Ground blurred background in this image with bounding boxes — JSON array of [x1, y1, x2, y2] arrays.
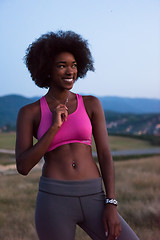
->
[[0, 0, 160, 98]]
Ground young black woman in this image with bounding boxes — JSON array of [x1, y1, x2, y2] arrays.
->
[[16, 31, 139, 240]]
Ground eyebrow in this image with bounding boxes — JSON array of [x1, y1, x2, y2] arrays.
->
[[56, 61, 77, 64]]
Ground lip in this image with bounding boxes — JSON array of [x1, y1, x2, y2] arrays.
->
[[63, 78, 74, 82]]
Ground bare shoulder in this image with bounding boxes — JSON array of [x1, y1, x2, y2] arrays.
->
[[82, 95, 102, 116], [82, 95, 101, 106], [17, 99, 40, 121], [82, 94, 99, 102]]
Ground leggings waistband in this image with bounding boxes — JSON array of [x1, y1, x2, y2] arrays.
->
[[39, 176, 103, 197]]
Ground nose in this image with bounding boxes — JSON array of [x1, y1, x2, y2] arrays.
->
[[65, 66, 73, 75]]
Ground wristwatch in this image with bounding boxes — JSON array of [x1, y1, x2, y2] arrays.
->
[[105, 198, 118, 206]]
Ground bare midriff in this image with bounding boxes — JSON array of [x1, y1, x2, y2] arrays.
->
[[42, 143, 100, 180]]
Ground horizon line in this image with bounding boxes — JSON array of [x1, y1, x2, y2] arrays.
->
[[0, 93, 160, 100]]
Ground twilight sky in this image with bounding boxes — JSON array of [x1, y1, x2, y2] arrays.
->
[[0, 0, 160, 99]]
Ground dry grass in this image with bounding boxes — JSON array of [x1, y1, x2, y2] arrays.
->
[[115, 156, 160, 240], [0, 156, 160, 239], [0, 132, 16, 150], [108, 135, 154, 151], [0, 153, 15, 165], [91, 135, 156, 152], [0, 171, 38, 240]]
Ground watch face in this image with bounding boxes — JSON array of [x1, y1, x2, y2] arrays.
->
[[105, 198, 118, 206]]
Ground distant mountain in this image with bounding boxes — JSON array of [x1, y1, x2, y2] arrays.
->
[[99, 96, 160, 114], [0, 94, 160, 128], [0, 94, 39, 127]]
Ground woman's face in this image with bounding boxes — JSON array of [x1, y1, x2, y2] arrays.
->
[[51, 52, 78, 90]]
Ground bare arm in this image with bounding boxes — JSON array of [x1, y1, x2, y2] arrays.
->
[[90, 96, 121, 240], [16, 103, 68, 175], [89, 97, 115, 197]]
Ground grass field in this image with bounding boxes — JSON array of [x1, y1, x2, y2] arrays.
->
[[0, 132, 16, 150], [0, 152, 15, 165], [0, 156, 160, 240], [0, 132, 156, 151]]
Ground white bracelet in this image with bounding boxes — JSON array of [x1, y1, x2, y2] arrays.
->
[[105, 198, 118, 206]]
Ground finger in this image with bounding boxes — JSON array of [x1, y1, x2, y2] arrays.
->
[[57, 107, 68, 116], [114, 222, 122, 239], [107, 224, 115, 240], [53, 108, 68, 124], [61, 109, 68, 122], [56, 106, 68, 116], [105, 231, 108, 238], [56, 104, 68, 110], [61, 113, 67, 122], [108, 223, 121, 240], [103, 218, 108, 238], [61, 113, 65, 122]]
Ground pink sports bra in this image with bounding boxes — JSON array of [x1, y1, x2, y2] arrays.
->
[[37, 94, 92, 152]]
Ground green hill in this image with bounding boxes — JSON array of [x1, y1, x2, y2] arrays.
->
[[0, 95, 39, 128], [105, 111, 160, 136]]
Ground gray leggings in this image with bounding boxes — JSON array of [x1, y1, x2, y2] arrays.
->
[[35, 177, 139, 240]]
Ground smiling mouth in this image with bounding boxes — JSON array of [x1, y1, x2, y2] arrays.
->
[[63, 78, 74, 82]]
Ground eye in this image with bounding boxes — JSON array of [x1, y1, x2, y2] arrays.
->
[[57, 64, 65, 69], [72, 63, 77, 69]]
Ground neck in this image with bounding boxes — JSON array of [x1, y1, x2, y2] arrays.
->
[[47, 89, 70, 104]]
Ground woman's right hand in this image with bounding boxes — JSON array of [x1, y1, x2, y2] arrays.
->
[[52, 104, 68, 128]]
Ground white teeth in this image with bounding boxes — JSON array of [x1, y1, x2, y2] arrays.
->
[[63, 79, 73, 82]]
